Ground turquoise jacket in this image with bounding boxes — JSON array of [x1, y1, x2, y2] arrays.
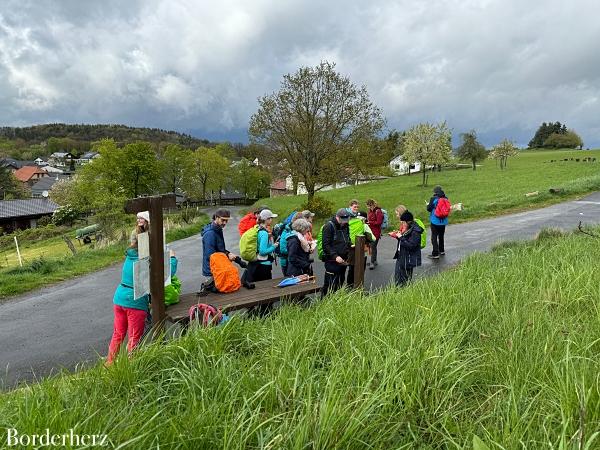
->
[[257, 227, 276, 266], [113, 248, 178, 311]]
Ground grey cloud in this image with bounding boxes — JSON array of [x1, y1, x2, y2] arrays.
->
[[0, 0, 599, 146]]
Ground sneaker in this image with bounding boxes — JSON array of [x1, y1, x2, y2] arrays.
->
[[427, 254, 440, 259], [440, 252, 445, 256], [369, 264, 375, 270]]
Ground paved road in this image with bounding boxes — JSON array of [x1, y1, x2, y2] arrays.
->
[[2, 194, 600, 388]]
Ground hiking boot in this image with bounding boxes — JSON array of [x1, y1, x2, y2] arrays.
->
[[427, 254, 440, 259], [242, 280, 256, 290]]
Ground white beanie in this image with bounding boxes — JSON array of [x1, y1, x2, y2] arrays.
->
[[137, 211, 150, 224]]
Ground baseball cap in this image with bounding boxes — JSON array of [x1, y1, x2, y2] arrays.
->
[[259, 209, 278, 220], [336, 208, 350, 223]]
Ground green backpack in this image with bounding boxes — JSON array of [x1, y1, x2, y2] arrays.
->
[[239, 225, 259, 262], [413, 218, 427, 249], [348, 218, 365, 245], [316, 221, 334, 261], [164, 275, 181, 306]]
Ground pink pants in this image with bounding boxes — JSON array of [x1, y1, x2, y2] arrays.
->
[[107, 305, 147, 364]]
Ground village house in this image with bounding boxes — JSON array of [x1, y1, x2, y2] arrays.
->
[[0, 198, 59, 233], [77, 151, 100, 165], [48, 152, 75, 167], [389, 155, 421, 175], [14, 166, 49, 187]]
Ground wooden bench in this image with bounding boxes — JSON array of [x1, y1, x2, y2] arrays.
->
[[166, 277, 321, 323]]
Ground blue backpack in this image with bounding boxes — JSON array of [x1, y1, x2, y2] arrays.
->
[[276, 225, 293, 257], [272, 211, 297, 241], [381, 209, 389, 230]]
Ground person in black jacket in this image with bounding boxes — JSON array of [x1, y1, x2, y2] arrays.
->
[[321, 208, 351, 297], [286, 218, 314, 277], [393, 210, 423, 287]]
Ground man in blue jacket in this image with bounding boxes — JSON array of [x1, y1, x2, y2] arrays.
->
[[426, 185, 449, 259], [201, 209, 239, 292]]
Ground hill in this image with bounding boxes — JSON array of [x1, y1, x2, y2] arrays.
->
[[0, 123, 211, 148]]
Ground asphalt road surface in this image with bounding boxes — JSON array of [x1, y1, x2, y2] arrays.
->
[[3, 193, 600, 389]]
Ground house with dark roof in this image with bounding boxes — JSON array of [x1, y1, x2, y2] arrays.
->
[[0, 198, 59, 233], [31, 175, 68, 198], [14, 166, 49, 187], [77, 151, 100, 165], [0, 158, 36, 173]]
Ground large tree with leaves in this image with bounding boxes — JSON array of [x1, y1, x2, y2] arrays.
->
[[159, 144, 193, 194], [0, 165, 25, 199], [489, 139, 518, 169], [185, 147, 230, 201], [249, 61, 385, 201], [402, 122, 452, 186], [456, 130, 487, 170]]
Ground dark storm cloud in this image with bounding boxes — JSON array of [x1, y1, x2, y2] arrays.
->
[[1, 0, 599, 146]]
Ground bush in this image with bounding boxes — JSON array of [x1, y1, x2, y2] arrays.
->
[[52, 205, 80, 226], [0, 224, 66, 249], [179, 206, 200, 224], [300, 195, 335, 219], [36, 215, 53, 227]]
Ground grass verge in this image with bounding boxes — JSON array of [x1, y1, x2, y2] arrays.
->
[[1, 225, 599, 447], [0, 216, 208, 300]]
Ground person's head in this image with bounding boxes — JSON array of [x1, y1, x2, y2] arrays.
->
[[395, 204, 407, 219], [292, 218, 311, 234], [135, 211, 150, 233], [299, 210, 315, 223], [258, 209, 278, 226], [254, 205, 269, 217], [366, 199, 377, 210], [348, 199, 360, 214], [335, 208, 350, 226], [400, 210, 414, 223], [433, 185, 443, 196], [213, 209, 231, 228]]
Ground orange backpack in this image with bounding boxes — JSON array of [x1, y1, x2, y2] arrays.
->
[[209, 252, 241, 293]]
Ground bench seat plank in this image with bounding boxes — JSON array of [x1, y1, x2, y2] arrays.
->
[[166, 278, 321, 322]]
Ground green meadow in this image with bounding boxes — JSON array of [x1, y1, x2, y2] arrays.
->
[[260, 149, 600, 226], [1, 226, 599, 448], [0, 215, 208, 299]]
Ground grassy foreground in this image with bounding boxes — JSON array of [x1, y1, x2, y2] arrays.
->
[[0, 216, 208, 299], [1, 228, 599, 448], [260, 149, 600, 226]]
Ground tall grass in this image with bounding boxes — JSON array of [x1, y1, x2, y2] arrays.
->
[[1, 227, 599, 447]]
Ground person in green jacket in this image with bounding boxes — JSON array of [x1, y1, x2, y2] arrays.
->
[[106, 212, 178, 365]]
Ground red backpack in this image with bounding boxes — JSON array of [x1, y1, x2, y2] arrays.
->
[[188, 303, 223, 327], [434, 197, 451, 219]]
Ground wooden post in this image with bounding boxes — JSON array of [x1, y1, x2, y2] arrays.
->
[[353, 235, 366, 289], [14, 236, 22, 267], [125, 194, 176, 330]]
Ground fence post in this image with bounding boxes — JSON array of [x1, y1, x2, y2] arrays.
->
[[14, 236, 23, 267]]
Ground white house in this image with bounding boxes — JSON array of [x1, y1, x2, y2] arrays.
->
[[389, 155, 421, 175], [77, 152, 100, 165]]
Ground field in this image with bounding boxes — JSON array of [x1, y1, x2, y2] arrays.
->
[[1, 226, 598, 448], [259, 149, 600, 226], [0, 215, 208, 299]]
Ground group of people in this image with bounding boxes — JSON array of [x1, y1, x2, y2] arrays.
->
[[106, 186, 450, 363], [199, 184, 450, 297]]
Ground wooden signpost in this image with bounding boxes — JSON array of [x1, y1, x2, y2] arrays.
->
[[353, 235, 366, 289], [125, 194, 176, 330]]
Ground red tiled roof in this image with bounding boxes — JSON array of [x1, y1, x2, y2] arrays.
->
[[270, 179, 287, 190], [14, 166, 48, 182]]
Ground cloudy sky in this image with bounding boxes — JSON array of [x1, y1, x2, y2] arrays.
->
[[1, 0, 599, 147]]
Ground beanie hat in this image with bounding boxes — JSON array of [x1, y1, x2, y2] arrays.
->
[[137, 211, 150, 224], [433, 185, 443, 195], [400, 211, 414, 222]]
